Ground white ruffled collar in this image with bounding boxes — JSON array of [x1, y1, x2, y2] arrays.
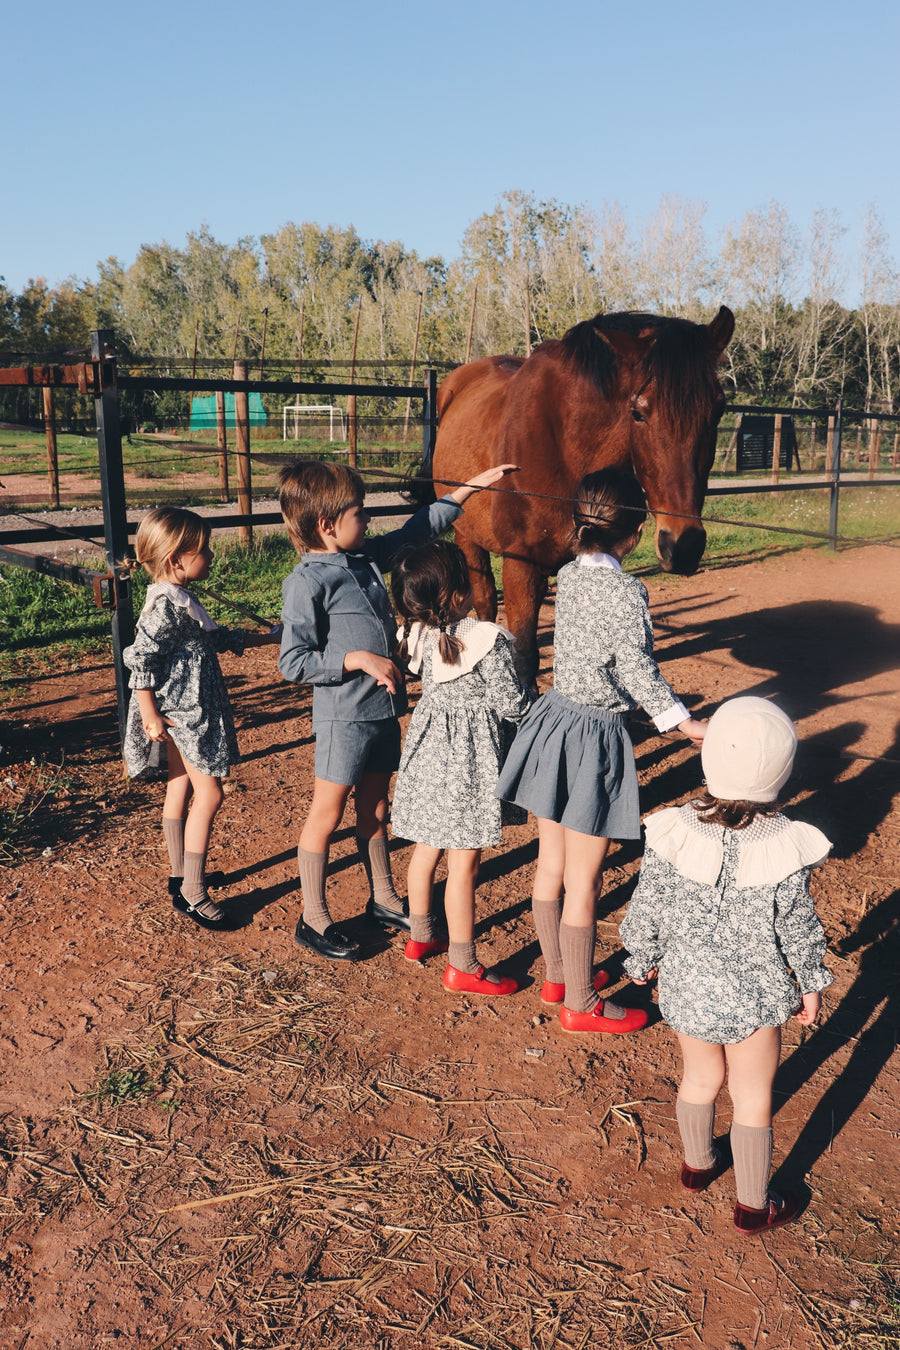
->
[[643, 803, 831, 888], [577, 551, 622, 570], [142, 581, 218, 631], [402, 617, 514, 684]]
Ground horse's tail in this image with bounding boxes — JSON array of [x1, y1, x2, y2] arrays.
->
[[406, 456, 436, 509]]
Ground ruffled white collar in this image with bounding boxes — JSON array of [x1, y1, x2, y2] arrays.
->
[[403, 617, 514, 684], [643, 803, 831, 888], [142, 581, 218, 631], [577, 551, 622, 570]]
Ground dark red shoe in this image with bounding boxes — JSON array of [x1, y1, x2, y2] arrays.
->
[[404, 937, 449, 962], [734, 1190, 799, 1235], [680, 1147, 723, 1193], [442, 964, 518, 996], [559, 1000, 648, 1034], [540, 970, 610, 1005]]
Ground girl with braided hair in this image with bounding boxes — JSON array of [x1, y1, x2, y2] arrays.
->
[[390, 539, 533, 995]]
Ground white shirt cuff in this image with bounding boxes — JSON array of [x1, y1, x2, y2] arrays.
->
[[653, 701, 690, 733]]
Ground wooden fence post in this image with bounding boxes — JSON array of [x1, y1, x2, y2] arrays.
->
[[215, 390, 229, 502], [722, 413, 740, 471], [348, 297, 362, 468], [869, 420, 880, 481], [91, 329, 135, 751], [403, 290, 423, 441], [233, 359, 252, 546], [771, 413, 782, 484], [828, 401, 842, 550], [43, 385, 60, 507]]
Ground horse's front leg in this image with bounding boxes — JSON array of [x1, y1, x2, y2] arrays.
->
[[457, 538, 498, 622], [500, 557, 548, 686]]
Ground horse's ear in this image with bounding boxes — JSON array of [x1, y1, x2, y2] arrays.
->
[[707, 305, 735, 354], [595, 327, 645, 367]]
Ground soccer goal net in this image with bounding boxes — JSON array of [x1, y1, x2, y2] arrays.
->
[[282, 404, 347, 442]]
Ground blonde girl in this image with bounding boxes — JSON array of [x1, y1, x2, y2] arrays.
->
[[390, 540, 533, 995], [122, 507, 279, 928]]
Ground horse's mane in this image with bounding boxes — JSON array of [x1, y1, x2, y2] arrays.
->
[[560, 311, 724, 437]]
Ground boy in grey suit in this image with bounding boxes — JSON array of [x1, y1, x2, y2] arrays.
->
[[278, 459, 517, 959]]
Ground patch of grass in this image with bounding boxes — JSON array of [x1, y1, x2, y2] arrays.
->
[[0, 755, 72, 864], [86, 1067, 155, 1107]]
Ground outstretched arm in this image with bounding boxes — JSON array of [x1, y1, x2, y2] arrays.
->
[[448, 463, 520, 506]]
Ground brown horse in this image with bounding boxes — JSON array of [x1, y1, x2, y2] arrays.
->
[[426, 307, 735, 681]]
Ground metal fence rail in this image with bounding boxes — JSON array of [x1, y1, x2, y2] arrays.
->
[[2, 333, 899, 752]]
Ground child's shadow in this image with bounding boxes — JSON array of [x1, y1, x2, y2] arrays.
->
[[772, 885, 900, 1188]]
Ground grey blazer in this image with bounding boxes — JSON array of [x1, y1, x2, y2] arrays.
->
[[278, 497, 462, 723]]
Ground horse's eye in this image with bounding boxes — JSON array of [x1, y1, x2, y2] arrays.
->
[[631, 408, 645, 424]]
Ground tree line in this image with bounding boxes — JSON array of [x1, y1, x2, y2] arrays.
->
[[2, 192, 899, 410]]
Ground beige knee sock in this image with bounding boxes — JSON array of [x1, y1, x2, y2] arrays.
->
[[357, 835, 405, 914], [410, 912, 441, 944], [182, 850, 206, 907], [731, 1123, 773, 1210], [532, 897, 564, 984], [559, 922, 599, 1012], [162, 817, 185, 877], [676, 1097, 717, 1170], [298, 847, 333, 935], [448, 940, 480, 974]]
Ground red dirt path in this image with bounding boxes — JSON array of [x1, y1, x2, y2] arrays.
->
[[1, 543, 898, 1349]]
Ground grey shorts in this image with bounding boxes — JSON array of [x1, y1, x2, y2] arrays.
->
[[313, 717, 402, 786]]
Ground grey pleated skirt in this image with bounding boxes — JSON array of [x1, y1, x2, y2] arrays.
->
[[494, 689, 640, 839]]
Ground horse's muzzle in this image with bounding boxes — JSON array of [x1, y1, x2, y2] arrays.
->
[[656, 525, 706, 575]]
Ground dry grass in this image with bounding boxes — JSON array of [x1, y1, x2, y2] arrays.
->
[[2, 957, 897, 1348]]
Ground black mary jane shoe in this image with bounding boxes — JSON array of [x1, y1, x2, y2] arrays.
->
[[172, 887, 231, 931], [365, 898, 411, 931], [294, 918, 360, 960], [168, 871, 226, 900]]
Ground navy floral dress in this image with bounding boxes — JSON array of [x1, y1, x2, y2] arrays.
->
[[391, 621, 533, 850], [620, 804, 833, 1043], [123, 589, 246, 779]]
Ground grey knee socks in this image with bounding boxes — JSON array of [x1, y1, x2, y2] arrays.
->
[[448, 940, 480, 974], [357, 834, 405, 914], [297, 847, 333, 935], [559, 922, 599, 1012], [162, 817, 185, 878], [676, 1097, 717, 1170], [410, 911, 441, 944], [532, 897, 564, 985], [182, 850, 207, 907], [731, 1123, 774, 1210]]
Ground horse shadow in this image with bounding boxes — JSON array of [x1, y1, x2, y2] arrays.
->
[[632, 596, 900, 843], [772, 884, 900, 1189]]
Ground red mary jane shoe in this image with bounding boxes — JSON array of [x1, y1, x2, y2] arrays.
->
[[404, 937, 450, 962], [540, 970, 610, 1005], [558, 1000, 648, 1034], [442, 963, 518, 996]]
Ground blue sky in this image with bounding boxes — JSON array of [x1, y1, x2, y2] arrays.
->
[[3, 0, 899, 301]]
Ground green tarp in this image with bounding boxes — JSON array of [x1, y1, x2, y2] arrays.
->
[[189, 393, 267, 430]]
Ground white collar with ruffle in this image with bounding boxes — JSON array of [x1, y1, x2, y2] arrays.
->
[[142, 581, 218, 631], [402, 617, 514, 684], [643, 803, 831, 889]]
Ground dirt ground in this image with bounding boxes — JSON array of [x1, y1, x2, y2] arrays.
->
[[1, 542, 899, 1350]]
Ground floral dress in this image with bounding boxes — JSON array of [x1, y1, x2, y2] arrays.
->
[[391, 619, 533, 850], [620, 803, 833, 1043], [123, 585, 246, 779]]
